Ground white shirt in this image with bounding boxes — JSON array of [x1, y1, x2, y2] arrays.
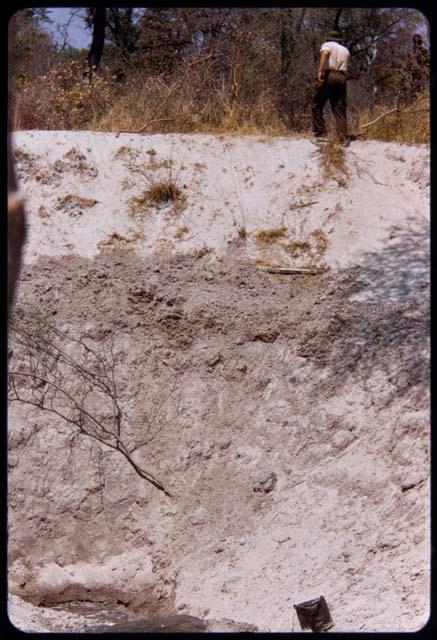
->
[[320, 41, 350, 72]]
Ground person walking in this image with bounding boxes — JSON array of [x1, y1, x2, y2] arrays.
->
[[412, 33, 430, 81], [312, 30, 350, 145]]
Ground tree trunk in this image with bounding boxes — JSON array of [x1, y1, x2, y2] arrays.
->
[[334, 8, 343, 31], [86, 7, 106, 73], [279, 12, 295, 126]]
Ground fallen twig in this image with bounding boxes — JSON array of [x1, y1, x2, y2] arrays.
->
[[258, 266, 319, 275], [289, 479, 306, 489], [289, 201, 318, 210], [273, 536, 291, 544]]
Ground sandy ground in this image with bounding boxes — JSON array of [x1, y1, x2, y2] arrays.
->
[[8, 131, 429, 633]]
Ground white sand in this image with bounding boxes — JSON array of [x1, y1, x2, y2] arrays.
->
[[14, 131, 429, 304], [8, 131, 430, 633]]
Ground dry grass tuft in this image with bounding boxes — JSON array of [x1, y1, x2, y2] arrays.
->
[[56, 194, 98, 210], [318, 140, 349, 184], [194, 162, 207, 171], [309, 229, 329, 255], [147, 181, 182, 204], [238, 226, 247, 240], [129, 180, 186, 215], [358, 92, 429, 144], [36, 205, 49, 218], [283, 240, 311, 257], [14, 147, 39, 180], [190, 244, 213, 259], [54, 147, 98, 178], [282, 228, 329, 262], [14, 147, 36, 165], [114, 145, 138, 160], [256, 226, 287, 247], [174, 225, 189, 239], [97, 230, 144, 255]]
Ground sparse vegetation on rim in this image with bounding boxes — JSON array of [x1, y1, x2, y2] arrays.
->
[[317, 139, 350, 184], [9, 8, 429, 144]]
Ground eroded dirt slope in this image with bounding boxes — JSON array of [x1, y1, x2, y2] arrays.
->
[[9, 251, 429, 632], [8, 132, 429, 632]]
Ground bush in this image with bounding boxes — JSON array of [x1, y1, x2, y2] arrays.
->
[[14, 60, 113, 130]]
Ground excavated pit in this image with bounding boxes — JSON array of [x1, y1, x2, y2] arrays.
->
[[8, 132, 429, 633]]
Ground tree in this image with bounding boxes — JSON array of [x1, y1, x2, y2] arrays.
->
[[54, 8, 84, 54], [8, 310, 177, 497], [106, 8, 142, 62], [11, 8, 56, 83], [85, 7, 107, 74]]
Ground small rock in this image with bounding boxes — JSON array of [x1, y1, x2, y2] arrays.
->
[[206, 353, 222, 367], [253, 330, 279, 343], [253, 472, 277, 494], [161, 311, 183, 321]]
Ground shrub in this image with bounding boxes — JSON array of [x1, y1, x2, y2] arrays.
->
[[14, 60, 112, 130], [129, 180, 186, 215]]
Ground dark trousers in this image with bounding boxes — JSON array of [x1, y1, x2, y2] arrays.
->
[[312, 70, 348, 140]]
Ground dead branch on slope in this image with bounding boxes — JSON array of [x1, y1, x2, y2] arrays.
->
[[8, 309, 175, 497]]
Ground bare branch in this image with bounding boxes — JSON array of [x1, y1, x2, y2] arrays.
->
[[55, 8, 83, 53], [130, 383, 181, 454], [9, 313, 175, 498]]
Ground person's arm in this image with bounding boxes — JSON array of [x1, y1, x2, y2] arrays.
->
[[318, 49, 330, 82]]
